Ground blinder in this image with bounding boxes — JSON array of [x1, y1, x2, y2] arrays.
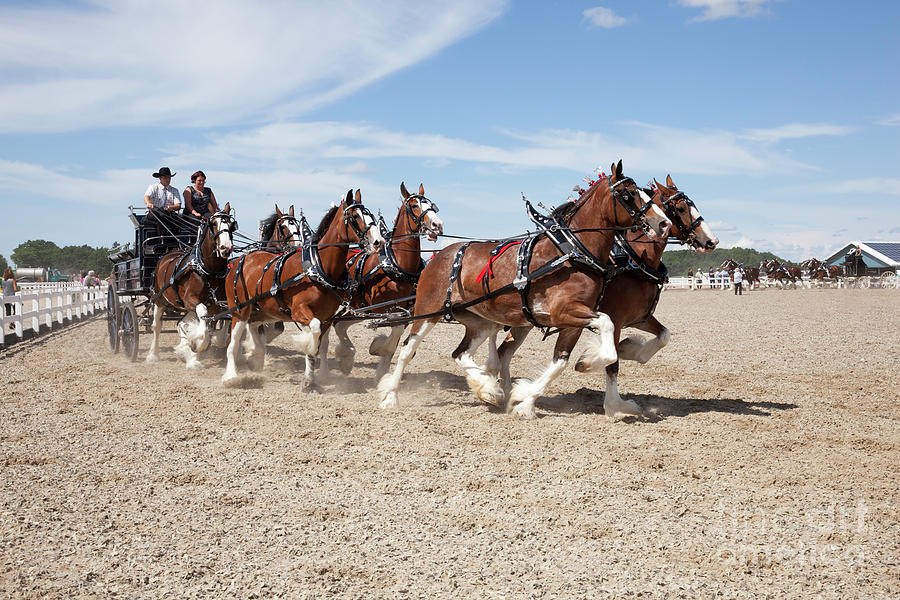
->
[[661, 191, 705, 245], [404, 193, 439, 230], [343, 201, 377, 243], [609, 177, 655, 231]]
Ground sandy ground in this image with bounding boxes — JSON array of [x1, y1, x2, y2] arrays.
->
[[1, 288, 898, 599]]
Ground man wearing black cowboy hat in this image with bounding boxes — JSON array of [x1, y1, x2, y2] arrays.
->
[[143, 167, 182, 212]]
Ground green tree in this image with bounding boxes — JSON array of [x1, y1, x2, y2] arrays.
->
[[11, 240, 62, 269], [0, 254, 7, 273], [662, 246, 791, 276]]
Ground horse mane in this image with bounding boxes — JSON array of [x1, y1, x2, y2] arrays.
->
[[314, 205, 340, 242], [259, 211, 278, 241]]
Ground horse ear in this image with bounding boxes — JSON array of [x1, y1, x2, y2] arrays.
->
[[653, 178, 665, 191], [223, 202, 230, 213], [610, 162, 617, 180], [344, 190, 353, 205], [418, 183, 425, 195], [354, 189, 362, 204], [616, 159, 623, 178], [666, 174, 675, 187], [400, 182, 409, 198], [275, 204, 282, 216], [288, 205, 294, 217]]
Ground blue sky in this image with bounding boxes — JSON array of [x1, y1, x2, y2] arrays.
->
[[1, 0, 898, 264]]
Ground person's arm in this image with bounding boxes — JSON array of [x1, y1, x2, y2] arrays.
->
[[12, 277, 17, 293], [167, 189, 181, 212], [144, 193, 154, 209], [208, 189, 220, 214], [184, 189, 198, 217]]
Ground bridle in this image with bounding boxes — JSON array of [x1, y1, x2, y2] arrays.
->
[[205, 209, 237, 258], [402, 194, 440, 232], [343, 202, 378, 250], [608, 177, 658, 235], [660, 190, 705, 248], [275, 213, 302, 246]]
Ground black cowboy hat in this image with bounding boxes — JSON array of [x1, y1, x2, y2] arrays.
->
[[153, 167, 175, 178]]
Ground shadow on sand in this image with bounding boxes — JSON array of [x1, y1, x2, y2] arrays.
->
[[534, 387, 798, 421]]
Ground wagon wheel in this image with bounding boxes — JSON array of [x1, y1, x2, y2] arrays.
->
[[120, 302, 140, 362], [881, 272, 897, 289], [106, 286, 120, 353]]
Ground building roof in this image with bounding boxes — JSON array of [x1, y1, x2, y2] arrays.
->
[[824, 241, 900, 268], [866, 242, 900, 264]]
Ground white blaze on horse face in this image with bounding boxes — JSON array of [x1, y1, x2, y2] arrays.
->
[[360, 210, 384, 252], [282, 218, 302, 247], [213, 216, 233, 257], [421, 200, 443, 242], [689, 204, 719, 253], [638, 189, 670, 239]]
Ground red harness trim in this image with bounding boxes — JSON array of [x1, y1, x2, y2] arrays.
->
[[476, 241, 522, 283]]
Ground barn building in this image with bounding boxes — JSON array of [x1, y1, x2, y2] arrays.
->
[[823, 241, 900, 276]]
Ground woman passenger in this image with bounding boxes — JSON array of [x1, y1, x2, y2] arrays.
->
[[183, 171, 221, 218]]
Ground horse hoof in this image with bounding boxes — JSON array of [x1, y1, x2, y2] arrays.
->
[[574, 359, 589, 372], [378, 393, 399, 410], [511, 404, 536, 420], [338, 357, 354, 376], [301, 380, 323, 394], [145, 354, 159, 364], [186, 360, 202, 371]]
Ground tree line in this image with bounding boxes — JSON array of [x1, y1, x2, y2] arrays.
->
[[8, 240, 115, 276], [662, 246, 792, 276]]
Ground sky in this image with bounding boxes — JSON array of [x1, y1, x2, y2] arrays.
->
[[0, 0, 898, 264]]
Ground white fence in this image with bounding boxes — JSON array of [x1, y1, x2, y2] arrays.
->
[[0, 283, 108, 346], [665, 273, 899, 290]]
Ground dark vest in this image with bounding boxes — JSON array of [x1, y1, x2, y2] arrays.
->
[[185, 186, 213, 216]]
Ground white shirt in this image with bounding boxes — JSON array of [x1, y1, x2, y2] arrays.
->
[[144, 183, 181, 209], [733, 270, 743, 283]]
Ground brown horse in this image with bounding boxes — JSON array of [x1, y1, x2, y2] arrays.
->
[[802, 258, 841, 284], [323, 183, 443, 381], [259, 205, 302, 250], [222, 190, 383, 388], [761, 259, 803, 288], [146, 204, 237, 369], [494, 175, 719, 418], [376, 160, 671, 414]]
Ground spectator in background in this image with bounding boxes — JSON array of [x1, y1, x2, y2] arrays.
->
[[84, 270, 100, 287], [2, 268, 18, 327], [733, 267, 744, 296]]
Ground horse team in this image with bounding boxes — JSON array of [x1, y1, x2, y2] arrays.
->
[[144, 161, 721, 419]]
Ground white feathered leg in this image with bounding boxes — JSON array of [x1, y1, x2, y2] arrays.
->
[[498, 327, 531, 400], [603, 367, 642, 419], [573, 315, 618, 372], [618, 326, 670, 364], [455, 327, 503, 406], [246, 321, 266, 371], [509, 357, 568, 420], [222, 320, 247, 385], [372, 325, 404, 383], [377, 321, 436, 409], [145, 304, 164, 363]]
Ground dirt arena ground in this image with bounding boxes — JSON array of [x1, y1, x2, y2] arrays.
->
[[1, 288, 898, 599]]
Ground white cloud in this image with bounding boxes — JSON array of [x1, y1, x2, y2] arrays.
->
[[877, 113, 900, 126], [677, 0, 779, 22], [162, 119, 827, 178], [742, 122, 854, 144], [583, 7, 628, 29], [0, 0, 507, 133]]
